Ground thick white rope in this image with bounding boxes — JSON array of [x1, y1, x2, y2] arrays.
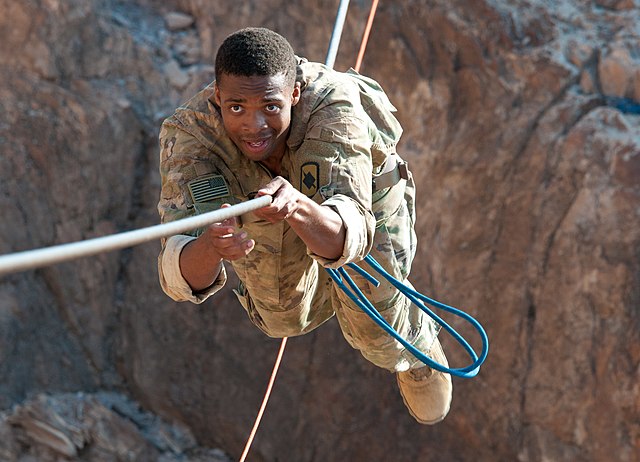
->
[[0, 1, 352, 279], [0, 196, 271, 276]]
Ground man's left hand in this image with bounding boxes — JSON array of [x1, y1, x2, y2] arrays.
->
[[254, 176, 301, 223]]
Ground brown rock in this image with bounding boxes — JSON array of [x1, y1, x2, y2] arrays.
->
[[633, 68, 640, 101], [0, 393, 232, 461], [164, 11, 195, 31], [0, 1, 638, 461], [595, 0, 636, 10], [599, 45, 634, 98]]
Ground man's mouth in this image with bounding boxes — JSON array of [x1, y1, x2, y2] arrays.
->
[[243, 138, 270, 154]]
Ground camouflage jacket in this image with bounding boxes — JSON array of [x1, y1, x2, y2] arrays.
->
[[157, 61, 413, 305]]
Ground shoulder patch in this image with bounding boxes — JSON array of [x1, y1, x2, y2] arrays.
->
[[300, 162, 319, 197], [188, 174, 230, 203]]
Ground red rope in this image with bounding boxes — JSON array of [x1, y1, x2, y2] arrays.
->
[[239, 337, 288, 462], [239, 1, 380, 460], [354, 0, 380, 73]]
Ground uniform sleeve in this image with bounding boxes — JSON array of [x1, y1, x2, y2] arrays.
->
[[157, 121, 227, 303], [158, 235, 228, 303], [293, 84, 377, 268], [311, 195, 374, 268]]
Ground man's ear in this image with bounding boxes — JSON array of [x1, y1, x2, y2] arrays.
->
[[291, 81, 301, 106], [214, 82, 221, 106]]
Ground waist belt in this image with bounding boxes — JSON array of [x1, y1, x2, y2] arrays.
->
[[371, 155, 410, 227]]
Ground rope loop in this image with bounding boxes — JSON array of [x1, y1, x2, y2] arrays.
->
[[326, 254, 489, 378]]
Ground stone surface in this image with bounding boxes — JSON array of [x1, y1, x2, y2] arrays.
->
[[0, 392, 232, 461], [0, 0, 638, 461], [164, 11, 195, 31]]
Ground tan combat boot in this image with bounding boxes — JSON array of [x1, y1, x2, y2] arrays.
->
[[396, 337, 453, 424]]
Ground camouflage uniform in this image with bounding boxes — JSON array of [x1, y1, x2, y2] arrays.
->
[[158, 61, 438, 372]]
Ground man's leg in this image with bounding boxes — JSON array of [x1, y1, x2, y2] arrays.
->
[[332, 282, 453, 424], [331, 178, 454, 427]]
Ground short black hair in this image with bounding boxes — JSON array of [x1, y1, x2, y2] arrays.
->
[[215, 27, 297, 87]]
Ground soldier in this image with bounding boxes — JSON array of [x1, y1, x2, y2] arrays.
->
[[157, 27, 452, 424]]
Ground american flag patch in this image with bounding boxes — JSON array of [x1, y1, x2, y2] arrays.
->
[[187, 174, 230, 203]]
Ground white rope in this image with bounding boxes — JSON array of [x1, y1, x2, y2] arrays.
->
[[0, 196, 271, 276]]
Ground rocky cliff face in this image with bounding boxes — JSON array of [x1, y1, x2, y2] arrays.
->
[[0, 0, 638, 461]]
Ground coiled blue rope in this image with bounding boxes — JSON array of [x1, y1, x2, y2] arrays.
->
[[325, 254, 489, 378]]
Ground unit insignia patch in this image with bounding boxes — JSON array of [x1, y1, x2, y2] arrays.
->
[[300, 162, 319, 197]]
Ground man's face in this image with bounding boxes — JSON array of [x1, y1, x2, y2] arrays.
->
[[215, 72, 300, 171]]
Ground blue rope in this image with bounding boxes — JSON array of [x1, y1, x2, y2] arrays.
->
[[325, 254, 489, 378]]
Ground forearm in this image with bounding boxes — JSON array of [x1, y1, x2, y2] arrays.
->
[[179, 236, 224, 292], [286, 197, 346, 260]]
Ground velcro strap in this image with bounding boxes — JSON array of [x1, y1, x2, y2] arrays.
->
[[372, 156, 409, 192]]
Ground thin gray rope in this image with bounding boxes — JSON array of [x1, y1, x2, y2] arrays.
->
[[325, 0, 350, 69]]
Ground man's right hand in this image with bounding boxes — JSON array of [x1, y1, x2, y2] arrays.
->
[[199, 215, 255, 261], [179, 204, 255, 291]]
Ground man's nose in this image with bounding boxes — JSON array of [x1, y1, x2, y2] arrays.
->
[[244, 112, 268, 132]]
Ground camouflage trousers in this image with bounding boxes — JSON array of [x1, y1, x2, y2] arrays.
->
[[231, 181, 439, 373]]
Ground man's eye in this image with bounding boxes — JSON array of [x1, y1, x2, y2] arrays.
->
[[266, 104, 280, 112], [230, 105, 242, 113]]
